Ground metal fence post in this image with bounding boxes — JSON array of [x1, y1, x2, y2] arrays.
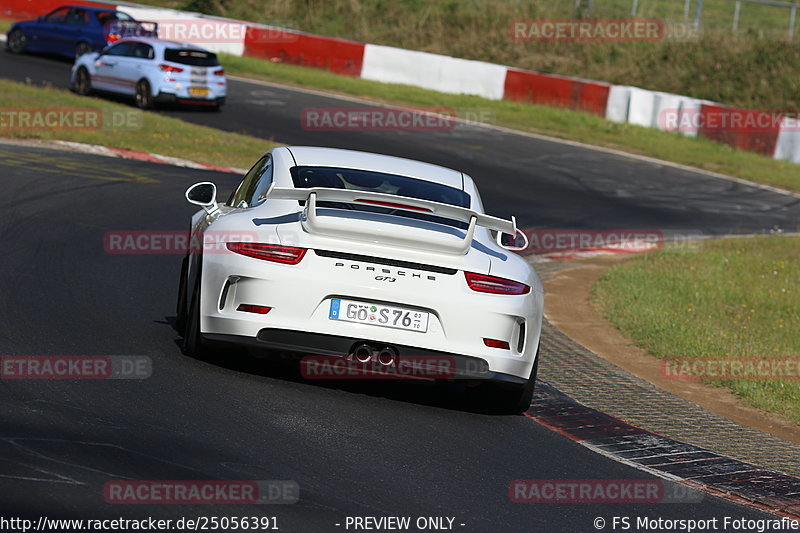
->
[[694, 0, 704, 27], [733, 1, 741, 31], [632, 0, 639, 16], [684, 0, 692, 19], [790, 6, 797, 39]]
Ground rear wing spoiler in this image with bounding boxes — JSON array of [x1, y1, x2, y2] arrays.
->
[[266, 186, 516, 255]]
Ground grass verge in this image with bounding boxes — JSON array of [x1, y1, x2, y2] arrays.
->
[[222, 54, 800, 193], [592, 235, 800, 425], [0, 78, 272, 169]]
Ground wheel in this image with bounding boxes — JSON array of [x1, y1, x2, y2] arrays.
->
[[75, 41, 91, 57], [181, 259, 212, 360], [135, 79, 153, 109], [7, 29, 26, 54], [175, 255, 189, 335], [73, 67, 92, 96], [476, 344, 540, 415]]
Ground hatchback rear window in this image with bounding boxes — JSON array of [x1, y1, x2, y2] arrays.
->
[[164, 49, 219, 66]]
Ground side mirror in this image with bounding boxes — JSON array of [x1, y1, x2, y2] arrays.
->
[[496, 228, 529, 252], [185, 182, 218, 213]]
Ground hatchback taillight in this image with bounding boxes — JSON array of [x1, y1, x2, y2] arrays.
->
[[213, 69, 224, 76], [464, 272, 530, 295], [226, 243, 307, 265], [160, 64, 184, 73]]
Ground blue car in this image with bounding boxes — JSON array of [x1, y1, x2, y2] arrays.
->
[[5, 5, 156, 59]]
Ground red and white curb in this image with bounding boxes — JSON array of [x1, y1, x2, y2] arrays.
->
[[50, 140, 246, 174]]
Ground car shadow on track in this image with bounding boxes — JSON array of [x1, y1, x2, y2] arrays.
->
[[164, 316, 521, 417]]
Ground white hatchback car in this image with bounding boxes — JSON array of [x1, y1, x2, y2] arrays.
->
[[177, 147, 544, 414], [71, 37, 226, 109]]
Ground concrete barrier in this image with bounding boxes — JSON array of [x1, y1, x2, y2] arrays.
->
[[774, 117, 800, 164], [698, 104, 781, 157], [245, 29, 364, 76], [626, 87, 657, 128], [605, 85, 631, 123], [361, 44, 506, 100], [503, 69, 610, 116]]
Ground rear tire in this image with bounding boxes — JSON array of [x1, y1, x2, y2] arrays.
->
[[75, 41, 91, 57], [7, 29, 27, 54], [477, 345, 540, 415], [135, 79, 153, 109], [175, 255, 189, 335], [181, 260, 212, 360], [73, 67, 92, 96]]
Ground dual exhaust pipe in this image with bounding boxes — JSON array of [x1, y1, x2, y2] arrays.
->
[[349, 343, 398, 366]]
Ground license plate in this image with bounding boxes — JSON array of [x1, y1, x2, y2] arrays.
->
[[329, 299, 429, 333], [189, 87, 210, 97]]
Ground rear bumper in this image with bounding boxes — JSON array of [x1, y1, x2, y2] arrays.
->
[[199, 245, 542, 381], [156, 92, 225, 107], [205, 329, 528, 384]]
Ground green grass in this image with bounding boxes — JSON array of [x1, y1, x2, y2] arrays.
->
[[221, 53, 800, 193], [592, 235, 800, 424], [0, 78, 272, 169]]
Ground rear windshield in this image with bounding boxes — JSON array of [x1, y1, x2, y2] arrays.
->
[[96, 11, 133, 24], [290, 166, 470, 228], [164, 48, 219, 66]]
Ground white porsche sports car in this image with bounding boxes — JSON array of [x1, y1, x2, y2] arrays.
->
[[176, 147, 543, 413]]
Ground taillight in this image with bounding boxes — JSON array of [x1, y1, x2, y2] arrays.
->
[[464, 272, 530, 295], [226, 242, 307, 265], [237, 304, 271, 314], [213, 69, 224, 76], [160, 64, 184, 73], [106, 33, 120, 43], [483, 338, 510, 349]]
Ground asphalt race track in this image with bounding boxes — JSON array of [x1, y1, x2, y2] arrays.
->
[[0, 143, 778, 530], [0, 49, 796, 530]]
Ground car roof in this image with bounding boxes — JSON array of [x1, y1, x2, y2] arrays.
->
[[285, 147, 464, 190], [62, 5, 123, 12], [114, 37, 213, 51]]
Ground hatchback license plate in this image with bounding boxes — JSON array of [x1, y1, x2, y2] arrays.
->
[[329, 299, 429, 332], [189, 87, 210, 97]]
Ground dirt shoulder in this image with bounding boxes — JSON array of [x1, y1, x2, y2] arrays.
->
[[541, 254, 800, 445]]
